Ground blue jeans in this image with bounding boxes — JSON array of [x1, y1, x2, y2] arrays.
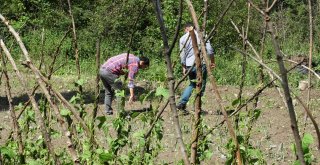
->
[[179, 65, 207, 105]]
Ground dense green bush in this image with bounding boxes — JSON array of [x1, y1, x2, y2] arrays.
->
[[1, 0, 318, 86]]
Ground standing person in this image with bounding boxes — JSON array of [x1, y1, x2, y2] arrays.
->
[[99, 53, 149, 115], [177, 23, 215, 112]]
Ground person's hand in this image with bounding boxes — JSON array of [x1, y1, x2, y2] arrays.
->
[[128, 95, 135, 104], [210, 63, 216, 69], [182, 67, 187, 75]]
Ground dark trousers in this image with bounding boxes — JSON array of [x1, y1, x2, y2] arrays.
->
[[99, 68, 122, 112]]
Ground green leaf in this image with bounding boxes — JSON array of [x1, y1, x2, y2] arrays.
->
[[302, 133, 313, 153], [120, 154, 129, 162], [130, 112, 140, 119], [140, 114, 148, 122], [50, 129, 61, 138], [0, 146, 16, 158], [115, 90, 125, 97], [202, 150, 213, 160], [155, 86, 169, 99], [27, 159, 42, 165], [60, 108, 71, 117], [232, 98, 240, 107], [190, 79, 197, 83], [75, 79, 85, 86], [291, 143, 297, 154], [81, 141, 91, 160], [97, 116, 107, 129], [133, 130, 144, 138], [99, 151, 113, 162], [96, 148, 104, 154], [302, 133, 313, 147], [252, 109, 261, 120], [293, 160, 300, 165], [69, 95, 80, 103], [239, 145, 246, 152]]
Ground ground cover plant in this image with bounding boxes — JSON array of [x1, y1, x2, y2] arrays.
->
[[0, 0, 320, 164]]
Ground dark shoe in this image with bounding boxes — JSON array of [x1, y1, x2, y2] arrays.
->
[[106, 110, 113, 115], [180, 109, 189, 115], [176, 104, 188, 115], [176, 103, 186, 110]]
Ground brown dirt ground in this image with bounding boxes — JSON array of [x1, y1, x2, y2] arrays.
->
[[0, 75, 319, 164]]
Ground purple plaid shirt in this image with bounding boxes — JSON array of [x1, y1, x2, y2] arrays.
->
[[101, 53, 140, 88]]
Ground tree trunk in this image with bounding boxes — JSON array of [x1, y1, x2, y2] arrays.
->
[[1, 51, 25, 164], [184, 1, 242, 164], [189, 29, 202, 164], [1, 40, 60, 165], [152, 0, 190, 164], [266, 20, 306, 165]]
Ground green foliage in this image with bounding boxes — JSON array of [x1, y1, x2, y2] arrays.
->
[[0, 145, 16, 160], [291, 133, 315, 165], [225, 101, 265, 164], [213, 52, 262, 85], [197, 122, 214, 162], [155, 86, 169, 99], [1, 0, 319, 164], [225, 135, 265, 165]]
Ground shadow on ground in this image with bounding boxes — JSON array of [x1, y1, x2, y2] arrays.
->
[[0, 86, 147, 111]]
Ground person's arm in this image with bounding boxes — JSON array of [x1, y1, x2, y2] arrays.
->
[[210, 55, 215, 68], [180, 37, 187, 75], [206, 40, 215, 68], [127, 64, 138, 103], [129, 87, 134, 103]]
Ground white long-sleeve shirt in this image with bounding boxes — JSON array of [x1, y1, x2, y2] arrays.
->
[[179, 30, 214, 67]]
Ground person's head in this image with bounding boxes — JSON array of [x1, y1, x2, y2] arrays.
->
[[184, 22, 194, 33], [139, 56, 150, 69]]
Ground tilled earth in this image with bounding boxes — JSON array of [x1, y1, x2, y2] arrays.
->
[[0, 75, 319, 164]]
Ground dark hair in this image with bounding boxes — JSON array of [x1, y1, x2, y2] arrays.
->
[[139, 56, 150, 66], [184, 22, 194, 29]]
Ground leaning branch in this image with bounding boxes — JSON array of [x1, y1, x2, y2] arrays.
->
[[152, 0, 190, 164], [1, 40, 60, 164], [1, 49, 25, 163], [185, 0, 242, 164]]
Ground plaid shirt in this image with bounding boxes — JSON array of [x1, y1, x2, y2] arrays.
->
[[101, 53, 140, 88]]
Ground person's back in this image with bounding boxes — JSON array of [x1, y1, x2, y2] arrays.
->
[[179, 29, 214, 67], [99, 53, 149, 115], [102, 53, 139, 76]]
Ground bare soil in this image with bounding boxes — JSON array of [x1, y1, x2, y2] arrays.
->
[[0, 75, 319, 164]]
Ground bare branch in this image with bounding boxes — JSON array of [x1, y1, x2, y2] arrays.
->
[[284, 59, 320, 80], [168, 0, 183, 55], [206, 0, 236, 41], [67, 0, 81, 81], [185, 0, 242, 164], [267, 16, 306, 165], [305, 0, 314, 132], [1, 40, 60, 164], [247, 0, 265, 16], [291, 92, 320, 150], [1, 49, 25, 163], [152, 0, 190, 164], [231, 46, 283, 82], [189, 29, 202, 164], [266, 0, 278, 12]]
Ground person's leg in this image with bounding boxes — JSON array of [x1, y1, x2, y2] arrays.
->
[[112, 79, 124, 113], [100, 75, 114, 114], [200, 65, 208, 96], [178, 67, 196, 107], [99, 69, 118, 114]]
